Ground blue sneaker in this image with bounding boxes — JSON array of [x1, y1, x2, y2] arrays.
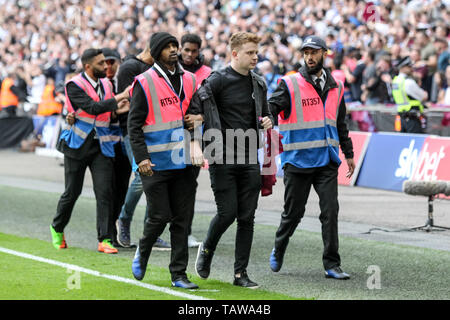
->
[[171, 277, 199, 289], [269, 248, 284, 272], [325, 267, 350, 280], [132, 246, 148, 281]]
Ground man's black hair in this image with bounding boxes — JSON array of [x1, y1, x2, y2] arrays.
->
[[181, 34, 202, 48], [367, 49, 376, 62], [81, 48, 103, 66], [353, 50, 362, 61]]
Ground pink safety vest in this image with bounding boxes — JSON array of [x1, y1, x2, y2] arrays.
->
[[65, 74, 114, 127], [194, 65, 212, 88], [61, 73, 117, 157], [278, 72, 344, 168], [133, 68, 196, 170]]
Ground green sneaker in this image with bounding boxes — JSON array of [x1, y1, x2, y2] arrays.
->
[[50, 225, 67, 250]]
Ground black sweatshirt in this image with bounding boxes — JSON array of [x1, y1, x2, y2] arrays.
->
[[116, 55, 152, 137], [207, 66, 257, 162]]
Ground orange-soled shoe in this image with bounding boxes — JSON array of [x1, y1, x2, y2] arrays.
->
[[98, 239, 118, 254], [50, 225, 68, 250], [60, 235, 68, 249]]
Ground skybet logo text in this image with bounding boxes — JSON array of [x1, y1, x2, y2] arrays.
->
[[396, 140, 446, 181], [395, 140, 420, 179], [411, 143, 446, 181]]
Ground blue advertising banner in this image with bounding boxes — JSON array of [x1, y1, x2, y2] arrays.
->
[[355, 132, 428, 191]]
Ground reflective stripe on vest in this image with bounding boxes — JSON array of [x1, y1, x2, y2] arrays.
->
[[279, 73, 343, 168], [109, 119, 123, 143], [60, 74, 116, 157], [282, 138, 340, 151], [147, 141, 185, 153], [392, 75, 424, 113], [134, 68, 196, 171]]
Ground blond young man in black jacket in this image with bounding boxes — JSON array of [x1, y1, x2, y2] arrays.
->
[[187, 32, 273, 289]]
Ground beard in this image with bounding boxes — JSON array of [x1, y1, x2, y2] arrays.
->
[[93, 68, 106, 79], [305, 56, 324, 75]]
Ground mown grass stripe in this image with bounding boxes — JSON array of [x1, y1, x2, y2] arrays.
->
[[0, 246, 210, 300]]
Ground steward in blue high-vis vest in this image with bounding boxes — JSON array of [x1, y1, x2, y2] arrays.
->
[[128, 32, 204, 289], [51, 48, 131, 255], [60, 73, 119, 157], [268, 36, 355, 280]]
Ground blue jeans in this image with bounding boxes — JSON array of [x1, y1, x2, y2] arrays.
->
[[119, 135, 149, 222]]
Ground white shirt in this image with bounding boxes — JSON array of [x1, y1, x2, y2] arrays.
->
[[111, 76, 118, 94], [444, 88, 450, 105], [29, 74, 46, 104], [83, 72, 101, 139], [398, 73, 427, 102], [311, 69, 327, 91], [84, 72, 102, 99]]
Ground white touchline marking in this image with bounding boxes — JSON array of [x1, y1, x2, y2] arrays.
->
[[0, 246, 210, 300]]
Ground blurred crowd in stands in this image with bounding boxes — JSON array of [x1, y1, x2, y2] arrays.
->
[[0, 0, 450, 117]]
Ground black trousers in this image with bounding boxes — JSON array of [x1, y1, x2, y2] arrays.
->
[[204, 164, 261, 274], [52, 151, 114, 242], [187, 166, 200, 236], [274, 164, 341, 270], [3, 105, 17, 116], [110, 142, 131, 242], [400, 113, 423, 133], [139, 167, 196, 280]]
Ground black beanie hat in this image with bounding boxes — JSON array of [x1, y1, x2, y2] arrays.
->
[[150, 32, 179, 61]]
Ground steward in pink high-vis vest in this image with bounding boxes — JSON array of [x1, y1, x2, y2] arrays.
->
[[268, 35, 355, 280], [132, 67, 196, 171], [128, 32, 203, 290], [278, 72, 343, 168], [60, 73, 119, 157], [179, 33, 212, 88], [52, 48, 131, 255]]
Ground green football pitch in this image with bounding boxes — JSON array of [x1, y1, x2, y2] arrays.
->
[[0, 232, 297, 300], [1, 184, 450, 300]]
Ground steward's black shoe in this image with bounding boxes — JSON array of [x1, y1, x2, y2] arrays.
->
[[172, 277, 199, 289], [195, 243, 214, 279], [233, 271, 259, 289]]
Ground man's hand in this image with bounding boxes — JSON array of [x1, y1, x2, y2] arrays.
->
[[55, 93, 65, 104], [190, 140, 205, 167], [115, 85, 132, 102], [346, 158, 356, 178], [138, 159, 156, 176], [260, 116, 273, 130], [184, 114, 204, 130], [380, 73, 392, 83], [66, 112, 75, 126], [116, 99, 130, 115]]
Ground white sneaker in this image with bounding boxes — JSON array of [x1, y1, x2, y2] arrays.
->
[[188, 235, 200, 248]]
